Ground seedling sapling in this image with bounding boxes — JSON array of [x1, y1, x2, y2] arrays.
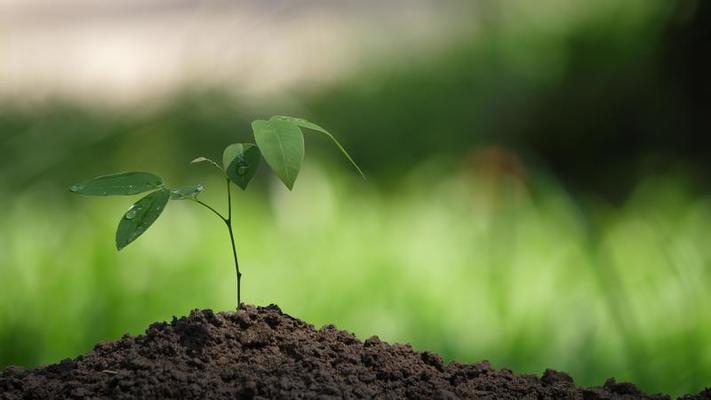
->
[[70, 116, 364, 307]]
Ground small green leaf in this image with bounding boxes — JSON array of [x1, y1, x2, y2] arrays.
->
[[70, 172, 163, 196], [252, 119, 304, 190], [169, 184, 204, 200], [116, 189, 170, 250], [272, 116, 366, 180], [191, 156, 224, 172], [223, 143, 261, 190]]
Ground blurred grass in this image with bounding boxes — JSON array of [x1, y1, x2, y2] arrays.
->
[[1, 161, 710, 396]]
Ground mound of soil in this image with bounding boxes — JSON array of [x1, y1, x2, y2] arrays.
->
[[1, 305, 708, 399]]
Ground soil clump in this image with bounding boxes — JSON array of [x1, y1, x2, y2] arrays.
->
[[1, 305, 708, 399]]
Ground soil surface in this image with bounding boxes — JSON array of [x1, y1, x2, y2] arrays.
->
[[1, 304, 709, 399]]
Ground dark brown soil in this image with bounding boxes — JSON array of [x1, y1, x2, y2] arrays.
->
[[1, 305, 708, 399]]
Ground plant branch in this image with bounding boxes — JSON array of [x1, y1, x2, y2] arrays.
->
[[225, 178, 242, 308], [191, 181, 241, 308], [193, 199, 227, 222]]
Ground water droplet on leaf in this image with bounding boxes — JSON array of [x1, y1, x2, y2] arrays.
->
[[236, 160, 249, 176], [125, 205, 141, 220]]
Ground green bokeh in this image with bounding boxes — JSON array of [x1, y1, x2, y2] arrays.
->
[[1, 167, 710, 396]]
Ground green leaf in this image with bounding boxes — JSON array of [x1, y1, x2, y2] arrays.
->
[[223, 143, 261, 190], [70, 172, 163, 196], [116, 189, 170, 250], [191, 156, 224, 172], [272, 115, 366, 180], [252, 119, 304, 190], [169, 184, 204, 200]]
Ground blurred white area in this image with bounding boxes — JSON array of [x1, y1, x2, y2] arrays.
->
[[0, 0, 474, 106]]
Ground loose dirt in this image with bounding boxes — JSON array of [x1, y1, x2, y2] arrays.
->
[[1, 305, 709, 399]]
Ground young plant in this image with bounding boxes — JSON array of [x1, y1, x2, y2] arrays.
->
[[70, 116, 364, 307]]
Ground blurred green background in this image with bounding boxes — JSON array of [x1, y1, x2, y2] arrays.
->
[[1, 0, 710, 396]]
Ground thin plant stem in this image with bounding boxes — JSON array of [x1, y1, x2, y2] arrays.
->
[[225, 178, 242, 308], [194, 199, 227, 221], [191, 180, 242, 309]]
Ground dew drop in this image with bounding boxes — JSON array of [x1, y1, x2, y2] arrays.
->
[[125, 205, 141, 220], [236, 160, 249, 176]]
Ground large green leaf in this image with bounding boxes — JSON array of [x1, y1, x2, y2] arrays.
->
[[169, 184, 204, 200], [70, 172, 163, 196], [222, 143, 261, 190], [272, 115, 366, 180], [116, 189, 170, 250], [252, 119, 304, 190]]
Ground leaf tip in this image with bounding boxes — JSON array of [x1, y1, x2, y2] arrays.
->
[[116, 233, 128, 251]]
